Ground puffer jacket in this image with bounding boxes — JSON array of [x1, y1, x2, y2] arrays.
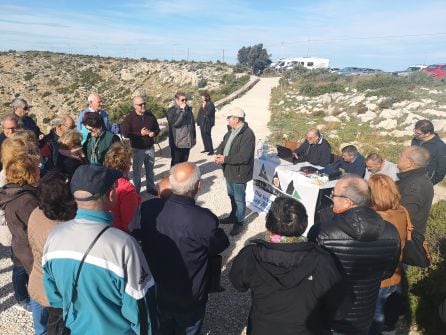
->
[[0, 184, 39, 273], [315, 206, 400, 334], [216, 122, 256, 183]]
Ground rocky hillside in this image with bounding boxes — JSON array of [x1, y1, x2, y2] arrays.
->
[[269, 69, 446, 162], [0, 51, 240, 131]]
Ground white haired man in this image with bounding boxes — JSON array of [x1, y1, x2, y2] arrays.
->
[[11, 98, 42, 139], [145, 162, 229, 334], [76, 93, 111, 143], [312, 175, 400, 334]]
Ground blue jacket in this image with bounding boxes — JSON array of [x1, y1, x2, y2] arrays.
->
[[143, 194, 229, 313], [329, 154, 366, 177], [43, 209, 154, 334]]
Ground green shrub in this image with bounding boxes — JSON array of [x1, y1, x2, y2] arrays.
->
[[197, 78, 208, 88], [365, 85, 415, 103], [24, 72, 33, 81], [300, 82, 344, 97], [356, 74, 401, 91], [407, 200, 446, 334]]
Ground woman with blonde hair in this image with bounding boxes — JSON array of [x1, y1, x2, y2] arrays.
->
[[57, 129, 87, 179], [104, 141, 141, 233], [0, 153, 44, 332], [368, 173, 411, 334]]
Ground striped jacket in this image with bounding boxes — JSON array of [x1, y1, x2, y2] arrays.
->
[[43, 209, 154, 334]]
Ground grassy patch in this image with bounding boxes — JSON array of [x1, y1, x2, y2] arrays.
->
[[407, 200, 446, 334]]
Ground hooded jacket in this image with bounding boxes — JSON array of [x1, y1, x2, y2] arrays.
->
[[0, 184, 39, 273], [411, 133, 446, 185], [230, 239, 345, 335], [315, 206, 400, 334]]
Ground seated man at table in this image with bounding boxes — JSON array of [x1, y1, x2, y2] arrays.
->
[[293, 128, 331, 167], [364, 152, 399, 181], [326, 145, 366, 177]]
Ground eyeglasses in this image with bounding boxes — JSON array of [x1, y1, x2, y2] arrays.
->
[[330, 190, 350, 200], [180, 98, 187, 102], [134, 103, 146, 107]]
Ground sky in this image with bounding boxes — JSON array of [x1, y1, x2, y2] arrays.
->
[[0, 0, 445, 71]]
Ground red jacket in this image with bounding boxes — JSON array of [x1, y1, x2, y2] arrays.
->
[[111, 177, 141, 233]]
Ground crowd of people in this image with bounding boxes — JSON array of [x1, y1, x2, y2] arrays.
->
[[0, 90, 445, 335]]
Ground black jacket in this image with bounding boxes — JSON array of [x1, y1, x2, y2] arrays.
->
[[144, 194, 229, 313], [120, 110, 160, 149], [197, 101, 216, 131], [397, 167, 434, 235], [0, 184, 39, 273], [216, 122, 256, 183], [315, 206, 400, 334], [230, 239, 346, 335], [295, 137, 332, 167], [411, 134, 446, 185]]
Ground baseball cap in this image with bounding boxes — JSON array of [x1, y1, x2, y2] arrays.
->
[[224, 106, 245, 118], [70, 164, 122, 201]]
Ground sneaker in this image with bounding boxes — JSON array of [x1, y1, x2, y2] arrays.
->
[[230, 223, 244, 236], [220, 216, 236, 225], [14, 301, 32, 314]]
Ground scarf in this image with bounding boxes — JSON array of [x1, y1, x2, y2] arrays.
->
[[265, 230, 307, 244]]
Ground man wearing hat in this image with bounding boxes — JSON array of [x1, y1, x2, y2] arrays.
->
[[215, 106, 255, 236], [42, 164, 154, 334]]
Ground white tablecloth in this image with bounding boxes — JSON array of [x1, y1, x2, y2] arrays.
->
[[246, 155, 336, 235]]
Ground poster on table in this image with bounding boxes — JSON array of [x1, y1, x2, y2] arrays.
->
[[246, 158, 321, 234]]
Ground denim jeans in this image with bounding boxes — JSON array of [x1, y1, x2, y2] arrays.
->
[[132, 147, 155, 193], [30, 299, 49, 335], [369, 284, 401, 334], [226, 181, 247, 224], [12, 263, 29, 303], [158, 304, 205, 335]]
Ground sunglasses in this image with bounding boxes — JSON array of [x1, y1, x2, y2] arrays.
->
[[180, 98, 187, 102], [135, 103, 146, 107]]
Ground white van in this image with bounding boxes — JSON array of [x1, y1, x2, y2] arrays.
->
[[272, 57, 330, 71]]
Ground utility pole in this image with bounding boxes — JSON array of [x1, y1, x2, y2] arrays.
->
[[222, 49, 225, 63]]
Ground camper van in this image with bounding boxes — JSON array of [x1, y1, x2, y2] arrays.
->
[[272, 57, 330, 72]]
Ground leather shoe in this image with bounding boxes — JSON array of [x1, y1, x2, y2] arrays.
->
[[200, 150, 208, 153], [230, 224, 244, 236], [220, 216, 236, 225]]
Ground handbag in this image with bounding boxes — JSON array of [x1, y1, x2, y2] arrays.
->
[[59, 225, 111, 334], [402, 207, 431, 268]]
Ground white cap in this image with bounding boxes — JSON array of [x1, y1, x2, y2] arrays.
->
[[224, 106, 245, 118]]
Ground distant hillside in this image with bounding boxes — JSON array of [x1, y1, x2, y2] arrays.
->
[[0, 51, 249, 131], [268, 68, 446, 162]]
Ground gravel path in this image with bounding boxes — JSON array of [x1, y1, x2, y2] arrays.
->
[[0, 77, 280, 334]]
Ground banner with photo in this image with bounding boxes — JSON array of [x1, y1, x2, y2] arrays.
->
[[246, 158, 322, 233]]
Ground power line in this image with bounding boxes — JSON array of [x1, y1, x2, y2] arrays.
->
[[279, 32, 446, 46]]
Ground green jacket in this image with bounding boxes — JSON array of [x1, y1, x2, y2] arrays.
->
[[83, 130, 118, 164], [217, 123, 255, 183]]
